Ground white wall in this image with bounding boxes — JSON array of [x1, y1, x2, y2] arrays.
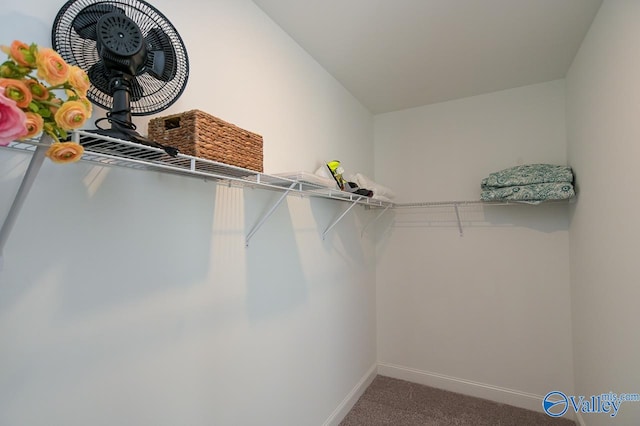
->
[[0, 1, 377, 425], [374, 80, 574, 412], [566, 1, 640, 424]]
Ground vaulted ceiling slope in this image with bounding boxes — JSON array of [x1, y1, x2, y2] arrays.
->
[[252, 0, 603, 113]]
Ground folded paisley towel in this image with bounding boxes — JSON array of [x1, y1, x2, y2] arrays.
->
[[481, 164, 573, 188], [481, 182, 575, 204]]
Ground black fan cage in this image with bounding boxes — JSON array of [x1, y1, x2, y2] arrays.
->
[[52, 0, 189, 116]]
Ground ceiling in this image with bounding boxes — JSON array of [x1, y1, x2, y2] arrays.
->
[[252, 0, 602, 114]]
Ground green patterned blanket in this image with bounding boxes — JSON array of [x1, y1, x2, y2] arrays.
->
[[481, 182, 575, 204], [481, 164, 573, 188]]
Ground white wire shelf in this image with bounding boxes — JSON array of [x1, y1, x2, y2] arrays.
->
[[394, 198, 575, 208], [1, 132, 575, 248], [5, 133, 574, 210], [393, 197, 574, 236], [3, 131, 394, 208], [0, 131, 394, 249]]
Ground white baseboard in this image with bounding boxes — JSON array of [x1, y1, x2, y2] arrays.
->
[[378, 362, 577, 421], [322, 363, 378, 426]]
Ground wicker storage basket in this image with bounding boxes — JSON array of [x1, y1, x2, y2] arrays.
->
[[147, 110, 263, 172]]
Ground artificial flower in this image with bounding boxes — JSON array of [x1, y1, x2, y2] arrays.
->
[[24, 78, 49, 101], [0, 40, 36, 67], [68, 65, 90, 95], [0, 92, 27, 145], [0, 77, 32, 108], [0, 40, 91, 154], [36, 47, 70, 86], [45, 141, 84, 164], [22, 111, 44, 139], [54, 100, 89, 130]]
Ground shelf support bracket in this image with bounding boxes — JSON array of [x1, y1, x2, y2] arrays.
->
[[361, 206, 390, 238], [245, 181, 297, 247], [322, 199, 359, 240], [454, 203, 463, 237], [0, 135, 51, 268]]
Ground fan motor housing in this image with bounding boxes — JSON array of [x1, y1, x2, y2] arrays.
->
[[97, 12, 147, 75]]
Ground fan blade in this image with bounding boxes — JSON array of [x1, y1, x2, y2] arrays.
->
[[72, 4, 126, 41], [87, 62, 111, 95], [130, 77, 145, 102], [145, 28, 177, 82]]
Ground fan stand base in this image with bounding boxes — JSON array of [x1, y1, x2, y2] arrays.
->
[[83, 126, 179, 157]]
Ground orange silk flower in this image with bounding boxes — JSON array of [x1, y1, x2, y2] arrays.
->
[[21, 112, 44, 139], [1, 40, 35, 67], [36, 47, 70, 86], [24, 79, 49, 101], [68, 65, 90, 95], [45, 141, 84, 164], [0, 78, 32, 108], [54, 100, 89, 130]]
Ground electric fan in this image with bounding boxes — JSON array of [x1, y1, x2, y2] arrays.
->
[[51, 0, 189, 155]]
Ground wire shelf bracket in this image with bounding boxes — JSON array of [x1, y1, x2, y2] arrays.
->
[[322, 198, 361, 240], [361, 205, 390, 238], [454, 203, 463, 237], [245, 181, 297, 247]]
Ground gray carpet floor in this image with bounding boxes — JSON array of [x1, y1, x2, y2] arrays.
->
[[340, 376, 576, 426]]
